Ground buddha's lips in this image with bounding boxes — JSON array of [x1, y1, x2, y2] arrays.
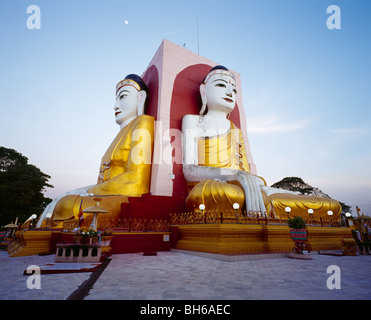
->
[[223, 98, 234, 103], [115, 111, 121, 116]]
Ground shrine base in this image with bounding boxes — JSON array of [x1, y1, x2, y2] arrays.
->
[[7, 225, 352, 258], [174, 224, 353, 255], [7, 230, 172, 257]]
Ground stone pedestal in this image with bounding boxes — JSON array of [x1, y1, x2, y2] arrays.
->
[[7, 230, 53, 257], [341, 238, 358, 256], [55, 243, 102, 263]]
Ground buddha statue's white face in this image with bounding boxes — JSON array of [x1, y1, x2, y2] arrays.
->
[[114, 85, 146, 128], [201, 73, 237, 115]]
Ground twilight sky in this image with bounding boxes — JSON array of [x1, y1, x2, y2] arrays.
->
[[1, 0, 370, 216]]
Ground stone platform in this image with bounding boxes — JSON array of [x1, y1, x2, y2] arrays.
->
[[1, 250, 371, 300], [174, 224, 353, 254]]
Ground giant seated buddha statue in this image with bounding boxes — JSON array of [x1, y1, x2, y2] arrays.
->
[[37, 74, 154, 228], [182, 66, 341, 220]]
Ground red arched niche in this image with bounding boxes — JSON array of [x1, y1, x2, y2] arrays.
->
[[142, 65, 159, 120], [169, 64, 242, 198]]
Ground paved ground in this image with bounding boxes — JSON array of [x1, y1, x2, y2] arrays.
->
[[0, 251, 90, 300], [0, 249, 370, 300]]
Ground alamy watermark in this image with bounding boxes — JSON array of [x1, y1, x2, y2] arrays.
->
[[26, 5, 41, 30], [25, 263, 342, 293], [117, 125, 243, 167], [25, 4, 341, 31], [26, 265, 41, 290], [326, 265, 341, 290], [327, 5, 341, 30]]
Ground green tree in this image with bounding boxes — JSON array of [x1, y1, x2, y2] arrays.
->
[[0, 147, 53, 226], [339, 202, 353, 215], [271, 177, 315, 195], [271, 176, 352, 215]]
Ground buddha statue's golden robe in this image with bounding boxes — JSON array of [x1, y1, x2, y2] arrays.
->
[[88, 114, 154, 196], [50, 115, 154, 228], [197, 122, 249, 171], [185, 121, 342, 220], [269, 193, 341, 220], [185, 122, 255, 212]]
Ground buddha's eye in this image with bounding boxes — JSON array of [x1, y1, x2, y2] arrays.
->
[[215, 83, 226, 88], [119, 94, 127, 100]]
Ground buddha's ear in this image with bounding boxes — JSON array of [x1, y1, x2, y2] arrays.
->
[[137, 90, 147, 116], [199, 83, 207, 115]]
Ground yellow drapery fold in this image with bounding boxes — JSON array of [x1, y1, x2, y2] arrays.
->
[[186, 122, 251, 212], [88, 115, 154, 196], [197, 122, 250, 172]]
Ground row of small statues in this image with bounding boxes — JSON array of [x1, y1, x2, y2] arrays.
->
[[169, 211, 338, 226], [60, 212, 338, 232], [96, 218, 171, 232]]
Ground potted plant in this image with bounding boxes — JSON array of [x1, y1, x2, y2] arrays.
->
[[287, 216, 310, 254], [74, 227, 99, 244], [287, 216, 306, 228], [288, 216, 307, 238]]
